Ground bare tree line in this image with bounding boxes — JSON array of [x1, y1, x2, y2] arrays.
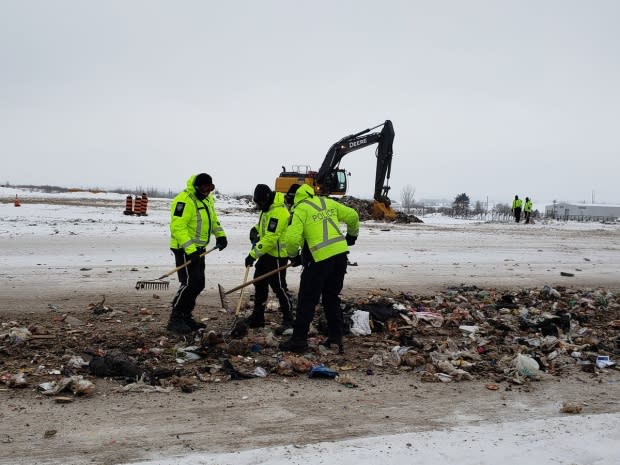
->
[[399, 186, 541, 222]]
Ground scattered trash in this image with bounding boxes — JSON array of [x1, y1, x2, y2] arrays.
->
[[308, 364, 338, 379], [1, 372, 28, 388], [39, 376, 95, 397], [350, 310, 371, 336], [8, 327, 31, 343], [595, 355, 615, 369], [2, 284, 618, 396], [560, 402, 583, 414], [514, 354, 541, 378], [336, 373, 358, 388]]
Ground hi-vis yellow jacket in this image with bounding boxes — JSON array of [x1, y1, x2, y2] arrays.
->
[[286, 184, 359, 262], [169, 174, 226, 254], [512, 198, 523, 210], [249, 192, 290, 259]]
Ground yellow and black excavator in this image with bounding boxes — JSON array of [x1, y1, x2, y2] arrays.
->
[[275, 120, 397, 220]]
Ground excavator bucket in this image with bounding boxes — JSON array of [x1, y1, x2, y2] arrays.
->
[[371, 201, 397, 221]]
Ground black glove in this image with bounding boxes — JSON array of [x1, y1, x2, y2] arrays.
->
[[249, 227, 259, 245], [215, 236, 228, 251], [345, 234, 357, 246], [245, 254, 256, 268], [289, 255, 302, 267], [187, 250, 202, 262]]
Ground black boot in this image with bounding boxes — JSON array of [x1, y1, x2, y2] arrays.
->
[[184, 315, 206, 331], [279, 337, 308, 354], [167, 313, 192, 335], [245, 312, 265, 328], [323, 338, 344, 354], [275, 312, 294, 335]]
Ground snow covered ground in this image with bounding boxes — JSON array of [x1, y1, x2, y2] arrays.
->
[[128, 413, 620, 465], [1, 187, 619, 465]]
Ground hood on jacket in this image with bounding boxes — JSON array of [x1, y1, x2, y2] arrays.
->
[[272, 191, 286, 208], [186, 173, 213, 200], [293, 184, 315, 206], [185, 174, 198, 195]]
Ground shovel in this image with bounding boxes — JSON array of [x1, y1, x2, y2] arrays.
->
[[218, 263, 292, 311], [135, 246, 218, 290], [226, 266, 252, 339]]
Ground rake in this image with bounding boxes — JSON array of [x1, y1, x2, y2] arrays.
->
[[218, 263, 291, 311], [135, 246, 218, 290]]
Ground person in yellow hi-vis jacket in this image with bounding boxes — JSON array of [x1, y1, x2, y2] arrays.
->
[[168, 173, 227, 334], [279, 184, 359, 354], [524, 197, 533, 224], [512, 195, 523, 223], [243, 184, 293, 330]]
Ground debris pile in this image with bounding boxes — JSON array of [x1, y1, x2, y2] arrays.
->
[[0, 285, 617, 398], [339, 196, 422, 223]]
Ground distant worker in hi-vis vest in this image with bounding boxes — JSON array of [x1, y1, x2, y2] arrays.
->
[[512, 195, 523, 223]]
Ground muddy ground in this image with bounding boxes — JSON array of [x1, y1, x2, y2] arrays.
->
[[1, 217, 620, 465]]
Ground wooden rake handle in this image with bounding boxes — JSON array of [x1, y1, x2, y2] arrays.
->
[[224, 263, 292, 296], [156, 246, 218, 280], [235, 266, 251, 315]]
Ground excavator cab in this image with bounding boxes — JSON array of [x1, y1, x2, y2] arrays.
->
[[317, 169, 347, 196]]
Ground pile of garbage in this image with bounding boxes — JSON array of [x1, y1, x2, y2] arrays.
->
[[339, 285, 619, 383], [339, 196, 422, 223], [0, 285, 617, 398]]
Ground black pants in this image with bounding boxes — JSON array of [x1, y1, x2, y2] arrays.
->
[[292, 252, 348, 342], [524, 211, 531, 224], [514, 209, 521, 223], [253, 255, 291, 318], [170, 248, 205, 318]]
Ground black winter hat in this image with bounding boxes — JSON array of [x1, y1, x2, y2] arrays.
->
[[253, 184, 272, 203], [194, 173, 212, 187]]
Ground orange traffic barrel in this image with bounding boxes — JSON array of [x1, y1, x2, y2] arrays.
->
[[139, 193, 148, 216], [14, 195, 21, 207], [123, 195, 134, 215], [134, 196, 143, 216]]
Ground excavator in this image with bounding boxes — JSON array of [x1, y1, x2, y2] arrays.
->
[[275, 120, 397, 220]]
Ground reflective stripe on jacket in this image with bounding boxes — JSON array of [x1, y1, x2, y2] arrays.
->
[[285, 184, 359, 262], [169, 174, 226, 254], [250, 192, 290, 259]]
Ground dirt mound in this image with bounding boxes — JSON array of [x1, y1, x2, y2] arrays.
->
[[339, 196, 422, 223]]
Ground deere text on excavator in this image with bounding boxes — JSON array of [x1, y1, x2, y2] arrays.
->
[[275, 120, 397, 220]]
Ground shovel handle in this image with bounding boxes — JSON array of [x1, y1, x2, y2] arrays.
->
[[156, 246, 218, 280], [235, 266, 251, 315], [225, 263, 292, 296]]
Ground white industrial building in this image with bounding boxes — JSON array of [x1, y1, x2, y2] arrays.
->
[[545, 202, 620, 221]]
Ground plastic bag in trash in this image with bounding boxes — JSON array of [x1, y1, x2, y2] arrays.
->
[[308, 364, 338, 379], [514, 353, 540, 378], [350, 310, 371, 336]]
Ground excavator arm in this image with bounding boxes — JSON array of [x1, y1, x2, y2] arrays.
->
[[316, 120, 394, 203]]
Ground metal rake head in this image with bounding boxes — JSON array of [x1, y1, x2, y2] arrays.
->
[[135, 280, 170, 291]]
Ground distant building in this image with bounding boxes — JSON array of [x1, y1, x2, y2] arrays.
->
[[545, 202, 620, 221]]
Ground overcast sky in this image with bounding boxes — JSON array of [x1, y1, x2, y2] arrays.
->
[[1, 0, 619, 206]]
